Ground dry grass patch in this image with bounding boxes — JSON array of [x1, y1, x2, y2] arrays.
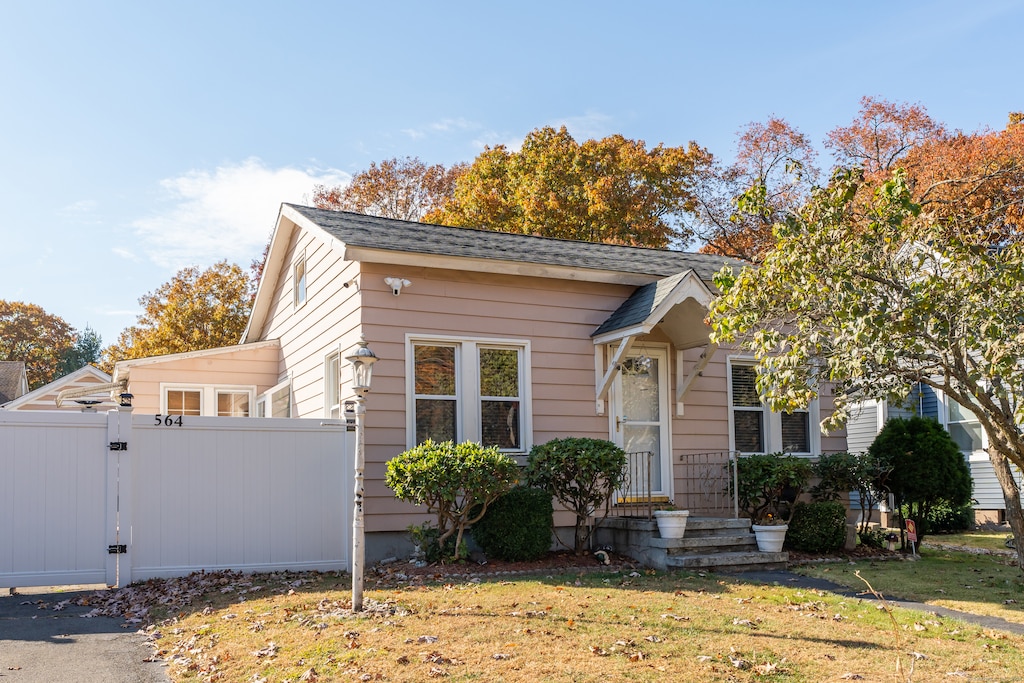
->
[[117, 568, 1024, 682]]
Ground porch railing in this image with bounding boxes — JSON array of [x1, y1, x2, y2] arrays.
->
[[676, 450, 740, 518], [610, 450, 659, 519]]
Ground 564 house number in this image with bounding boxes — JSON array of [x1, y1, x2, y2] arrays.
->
[[154, 414, 184, 427]]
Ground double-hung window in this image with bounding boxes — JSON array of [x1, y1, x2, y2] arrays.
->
[[946, 398, 984, 452], [728, 359, 816, 454], [409, 336, 530, 452]]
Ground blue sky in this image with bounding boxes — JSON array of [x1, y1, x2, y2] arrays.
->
[[1, 1, 1021, 347]]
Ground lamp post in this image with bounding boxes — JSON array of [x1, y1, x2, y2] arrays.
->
[[345, 337, 377, 612]]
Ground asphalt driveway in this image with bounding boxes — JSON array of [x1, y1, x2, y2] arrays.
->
[[0, 587, 169, 683]]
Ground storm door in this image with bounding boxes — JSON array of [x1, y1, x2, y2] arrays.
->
[[612, 348, 671, 499]]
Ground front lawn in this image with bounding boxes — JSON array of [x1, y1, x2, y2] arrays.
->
[[105, 563, 1024, 682]]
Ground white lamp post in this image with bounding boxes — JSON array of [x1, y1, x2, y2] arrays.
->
[[345, 337, 377, 612]]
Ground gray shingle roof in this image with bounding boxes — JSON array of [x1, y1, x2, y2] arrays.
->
[[591, 272, 690, 337], [287, 205, 745, 281]]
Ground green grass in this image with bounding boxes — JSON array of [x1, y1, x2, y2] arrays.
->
[[925, 529, 1016, 552], [796, 545, 1024, 624]]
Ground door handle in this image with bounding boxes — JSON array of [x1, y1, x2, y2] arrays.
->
[[616, 416, 629, 432]]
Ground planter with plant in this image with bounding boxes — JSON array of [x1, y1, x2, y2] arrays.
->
[[729, 452, 813, 552], [652, 508, 690, 539]]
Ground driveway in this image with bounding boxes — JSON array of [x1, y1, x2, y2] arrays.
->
[[0, 587, 169, 683]]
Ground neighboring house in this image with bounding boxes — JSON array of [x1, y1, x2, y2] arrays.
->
[[2, 365, 113, 411], [848, 383, 1021, 525], [0, 361, 29, 406], [111, 204, 847, 560]]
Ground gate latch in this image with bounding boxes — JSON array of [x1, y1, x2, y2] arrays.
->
[[109, 441, 128, 451], [107, 544, 127, 554]]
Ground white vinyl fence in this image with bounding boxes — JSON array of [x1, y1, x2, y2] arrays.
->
[[1, 408, 352, 588]]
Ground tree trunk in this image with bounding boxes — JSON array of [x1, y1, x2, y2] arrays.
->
[[989, 446, 1024, 572]]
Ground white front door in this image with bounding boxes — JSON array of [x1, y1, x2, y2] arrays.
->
[[612, 347, 672, 499]]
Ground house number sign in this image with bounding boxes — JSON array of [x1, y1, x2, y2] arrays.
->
[[154, 414, 185, 427]]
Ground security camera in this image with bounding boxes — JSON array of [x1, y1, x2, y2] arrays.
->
[[384, 277, 412, 296]]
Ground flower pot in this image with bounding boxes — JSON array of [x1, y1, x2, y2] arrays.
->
[[653, 510, 689, 539], [751, 523, 788, 552]]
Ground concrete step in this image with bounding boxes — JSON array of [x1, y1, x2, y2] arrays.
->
[[681, 517, 753, 537], [665, 550, 788, 573], [651, 533, 758, 553]]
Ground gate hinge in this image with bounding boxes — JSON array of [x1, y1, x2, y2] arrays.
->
[[109, 441, 128, 451], [107, 544, 127, 554]]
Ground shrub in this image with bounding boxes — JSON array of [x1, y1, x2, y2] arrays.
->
[[786, 501, 847, 553], [408, 522, 464, 564], [472, 486, 553, 561], [812, 450, 892, 535], [901, 500, 973, 535], [386, 440, 519, 561], [868, 416, 972, 544], [730, 452, 813, 524], [525, 437, 627, 555], [859, 527, 889, 549]]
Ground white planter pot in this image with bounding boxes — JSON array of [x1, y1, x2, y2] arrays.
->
[[653, 510, 689, 539], [751, 523, 788, 552]]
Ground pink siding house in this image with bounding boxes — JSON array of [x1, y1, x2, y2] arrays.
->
[[113, 204, 846, 561]]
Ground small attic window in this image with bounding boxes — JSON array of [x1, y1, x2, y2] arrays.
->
[[293, 254, 307, 308]]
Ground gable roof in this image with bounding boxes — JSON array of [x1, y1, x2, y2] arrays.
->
[[1, 365, 109, 410], [0, 361, 28, 404], [284, 204, 745, 283]]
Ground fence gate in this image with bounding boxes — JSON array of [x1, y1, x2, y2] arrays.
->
[[1, 408, 351, 589]]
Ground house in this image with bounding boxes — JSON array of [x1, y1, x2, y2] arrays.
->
[[848, 384, 1022, 526], [2, 365, 114, 411], [0, 361, 28, 406], [110, 204, 847, 561]]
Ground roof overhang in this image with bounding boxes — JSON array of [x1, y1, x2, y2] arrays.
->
[[112, 339, 281, 382]]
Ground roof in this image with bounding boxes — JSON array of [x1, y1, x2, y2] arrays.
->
[[284, 204, 745, 282], [2, 365, 111, 410], [0, 361, 28, 404]]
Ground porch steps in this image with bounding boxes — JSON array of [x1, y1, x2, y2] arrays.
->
[[595, 516, 788, 572]]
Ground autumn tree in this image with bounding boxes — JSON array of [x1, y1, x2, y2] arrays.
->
[[313, 156, 465, 221], [825, 96, 946, 177], [696, 117, 819, 262], [709, 141, 1024, 570], [427, 126, 713, 247], [103, 261, 255, 369], [0, 300, 76, 389]]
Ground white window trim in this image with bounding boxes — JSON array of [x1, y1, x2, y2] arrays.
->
[[325, 350, 342, 418], [293, 250, 307, 310], [256, 378, 292, 418], [726, 357, 820, 455], [405, 333, 532, 453], [160, 383, 256, 417]]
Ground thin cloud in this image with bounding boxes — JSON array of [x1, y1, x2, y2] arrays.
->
[[550, 111, 615, 140], [112, 246, 141, 262], [402, 117, 480, 140], [132, 158, 349, 270]]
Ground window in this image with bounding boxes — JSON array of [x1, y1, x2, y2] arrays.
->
[[293, 254, 307, 308], [728, 359, 816, 454], [325, 353, 342, 418], [256, 380, 291, 418], [162, 385, 254, 417], [730, 364, 764, 453], [946, 398, 984, 452], [408, 336, 530, 452], [166, 389, 202, 416]]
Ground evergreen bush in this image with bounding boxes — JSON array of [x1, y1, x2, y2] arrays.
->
[[786, 501, 847, 553], [472, 486, 553, 561]]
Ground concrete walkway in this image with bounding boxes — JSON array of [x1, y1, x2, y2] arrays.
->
[[0, 587, 170, 683], [735, 569, 1024, 636]]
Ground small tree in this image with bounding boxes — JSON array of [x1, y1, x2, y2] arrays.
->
[[812, 450, 893, 536], [385, 440, 519, 561], [868, 417, 972, 545], [525, 437, 627, 555]]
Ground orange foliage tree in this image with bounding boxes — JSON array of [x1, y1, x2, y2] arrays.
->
[[697, 117, 819, 262], [0, 300, 76, 389], [313, 156, 466, 222], [427, 126, 713, 248]]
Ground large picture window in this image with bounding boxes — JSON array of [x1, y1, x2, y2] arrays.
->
[[409, 337, 530, 452]]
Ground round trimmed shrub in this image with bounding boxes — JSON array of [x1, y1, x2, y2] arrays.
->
[[786, 501, 846, 553], [472, 486, 553, 561]]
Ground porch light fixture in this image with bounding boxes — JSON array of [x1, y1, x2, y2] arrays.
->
[[345, 338, 378, 395], [119, 393, 134, 408], [344, 336, 377, 612]]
